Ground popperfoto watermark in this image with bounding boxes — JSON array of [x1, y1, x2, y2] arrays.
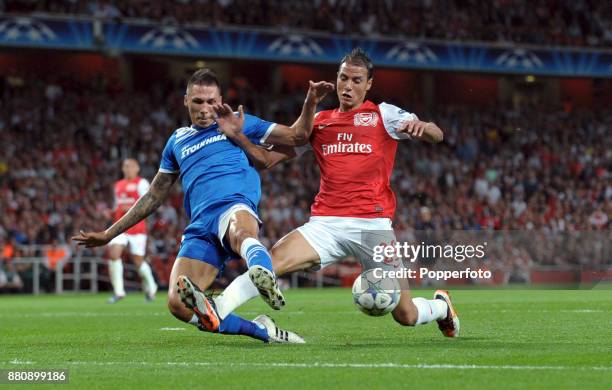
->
[[358, 229, 611, 289], [371, 267, 492, 281]]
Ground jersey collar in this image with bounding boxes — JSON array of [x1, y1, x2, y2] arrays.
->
[[191, 122, 217, 131], [336, 100, 375, 114]]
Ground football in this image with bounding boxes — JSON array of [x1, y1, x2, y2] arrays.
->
[[352, 269, 401, 316]]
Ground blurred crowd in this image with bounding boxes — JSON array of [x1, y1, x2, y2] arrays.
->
[[3, 0, 612, 47], [0, 72, 610, 292]]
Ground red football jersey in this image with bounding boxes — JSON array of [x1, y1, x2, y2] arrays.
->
[[113, 177, 150, 234], [309, 100, 417, 219]]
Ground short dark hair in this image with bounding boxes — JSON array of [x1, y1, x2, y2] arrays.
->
[[339, 47, 374, 79], [186, 68, 221, 94]]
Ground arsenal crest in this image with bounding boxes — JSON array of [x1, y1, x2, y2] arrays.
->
[[354, 112, 379, 127]]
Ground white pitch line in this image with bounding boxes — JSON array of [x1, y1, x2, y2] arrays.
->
[[561, 309, 604, 313], [6, 361, 611, 372], [159, 327, 186, 331], [8, 359, 34, 365]]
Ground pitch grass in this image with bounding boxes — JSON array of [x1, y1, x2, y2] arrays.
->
[[1, 288, 611, 389]]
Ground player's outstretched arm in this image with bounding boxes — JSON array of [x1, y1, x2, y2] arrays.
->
[[264, 80, 335, 146], [398, 120, 444, 143], [250, 145, 297, 170], [72, 172, 178, 247], [213, 103, 296, 170]]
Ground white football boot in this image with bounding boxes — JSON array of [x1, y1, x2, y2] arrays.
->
[[145, 282, 158, 302], [107, 295, 124, 304], [253, 315, 305, 344]]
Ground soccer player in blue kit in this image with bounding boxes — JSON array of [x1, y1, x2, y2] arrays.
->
[[74, 68, 333, 343]]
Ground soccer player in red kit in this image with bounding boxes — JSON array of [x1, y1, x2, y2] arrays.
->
[[202, 48, 459, 338], [107, 158, 158, 303]]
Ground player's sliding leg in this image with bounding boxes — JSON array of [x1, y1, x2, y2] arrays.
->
[[107, 243, 126, 303], [176, 274, 303, 343], [169, 258, 264, 340], [213, 272, 260, 320], [132, 254, 158, 301], [214, 230, 320, 319], [167, 258, 218, 325], [391, 285, 460, 337], [224, 209, 285, 310], [168, 257, 302, 343], [176, 274, 269, 340]]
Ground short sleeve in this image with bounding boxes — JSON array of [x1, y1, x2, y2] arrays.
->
[[242, 113, 277, 145], [137, 178, 150, 196], [378, 102, 419, 140], [159, 134, 179, 174]]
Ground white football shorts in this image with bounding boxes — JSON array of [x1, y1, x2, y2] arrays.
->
[[296, 216, 397, 269], [109, 233, 147, 256], [217, 203, 261, 243]]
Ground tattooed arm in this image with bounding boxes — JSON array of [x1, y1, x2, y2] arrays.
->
[[72, 172, 178, 247]]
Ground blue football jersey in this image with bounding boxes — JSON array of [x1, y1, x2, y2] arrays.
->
[[159, 114, 275, 223]]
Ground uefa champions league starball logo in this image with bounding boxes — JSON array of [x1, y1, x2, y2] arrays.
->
[[385, 42, 437, 64], [267, 34, 323, 56], [139, 26, 199, 49], [0, 17, 56, 42], [495, 48, 543, 69]]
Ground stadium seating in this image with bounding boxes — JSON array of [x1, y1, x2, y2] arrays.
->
[[3, 0, 612, 47]]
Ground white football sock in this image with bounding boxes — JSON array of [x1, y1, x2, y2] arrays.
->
[[213, 272, 259, 319], [138, 261, 157, 295], [108, 259, 125, 297], [412, 297, 448, 325], [188, 314, 199, 326]]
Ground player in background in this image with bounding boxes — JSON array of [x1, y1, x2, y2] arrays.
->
[[73, 68, 331, 343], [207, 48, 460, 338], [106, 158, 158, 303]]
